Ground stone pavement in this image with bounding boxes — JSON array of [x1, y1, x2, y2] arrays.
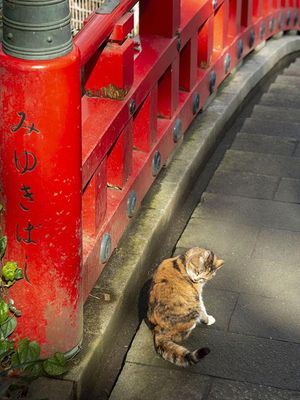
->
[[109, 58, 300, 399]]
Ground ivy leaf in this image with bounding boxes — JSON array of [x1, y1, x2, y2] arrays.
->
[[24, 360, 43, 377], [0, 339, 14, 359], [2, 261, 18, 282], [0, 236, 7, 260], [14, 268, 23, 281], [11, 352, 20, 368], [17, 338, 40, 365], [0, 300, 9, 324], [0, 316, 17, 340], [43, 352, 67, 376]]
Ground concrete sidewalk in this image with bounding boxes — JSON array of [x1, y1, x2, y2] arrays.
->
[[109, 59, 300, 399]]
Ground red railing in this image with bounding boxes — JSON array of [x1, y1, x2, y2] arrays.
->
[[76, 0, 300, 300]]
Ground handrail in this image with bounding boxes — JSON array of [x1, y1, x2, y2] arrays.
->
[[74, 0, 137, 66]]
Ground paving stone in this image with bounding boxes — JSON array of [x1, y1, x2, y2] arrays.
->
[[231, 132, 297, 156], [241, 118, 300, 139], [207, 379, 300, 400], [260, 92, 300, 109], [274, 177, 300, 203], [177, 217, 259, 258], [110, 362, 211, 400], [275, 74, 300, 86], [219, 149, 300, 179], [126, 323, 300, 391], [295, 142, 300, 157], [207, 170, 279, 200], [283, 66, 300, 77], [269, 82, 300, 96], [252, 228, 300, 265], [198, 287, 239, 332], [252, 105, 300, 124], [209, 254, 300, 299], [229, 293, 300, 343], [193, 192, 300, 231]]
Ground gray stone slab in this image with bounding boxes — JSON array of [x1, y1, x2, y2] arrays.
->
[[219, 149, 300, 179], [274, 177, 300, 203], [275, 74, 300, 86], [252, 105, 300, 124], [193, 192, 300, 231], [177, 217, 259, 258], [241, 118, 300, 139], [252, 227, 300, 265], [229, 293, 300, 343], [232, 132, 297, 155], [207, 379, 300, 400], [110, 362, 211, 400], [209, 254, 300, 299], [260, 92, 300, 109], [295, 142, 300, 157], [126, 323, 300, 391], [207, 170, 279, 200], [283, 66, 300, 77], [199, 288, 238, 332], [269, 82, 300, 96]]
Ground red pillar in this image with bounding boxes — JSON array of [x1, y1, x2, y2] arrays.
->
[[0, 46, 82, 357]]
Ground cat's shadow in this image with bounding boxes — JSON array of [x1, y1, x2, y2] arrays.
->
[[138, 278, 154, 329]]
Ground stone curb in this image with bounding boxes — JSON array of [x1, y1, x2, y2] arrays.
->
[[49, 35, 300, 400]]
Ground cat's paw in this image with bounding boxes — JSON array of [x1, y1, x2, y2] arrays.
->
[[207, 315, 216, 325]]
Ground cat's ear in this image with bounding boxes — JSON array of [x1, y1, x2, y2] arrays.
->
[[214, 257, 224, 270]]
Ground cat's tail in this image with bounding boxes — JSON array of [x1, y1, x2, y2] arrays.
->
[[153, 331, 210, 367]]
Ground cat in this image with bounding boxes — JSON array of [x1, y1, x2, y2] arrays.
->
[[147, 247, 224, 367]]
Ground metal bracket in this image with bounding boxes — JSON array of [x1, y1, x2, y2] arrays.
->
[[96, 0, 120, 14]]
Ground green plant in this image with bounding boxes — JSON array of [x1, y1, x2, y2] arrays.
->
[[0, 204, 68, 398]]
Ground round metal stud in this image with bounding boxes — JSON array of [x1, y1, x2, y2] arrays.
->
[[129, 99, 136, 115], [192, 93, 200, 115], [294, 12, 299, 27], [249, 30, 255, 48], [100, 233, 111, 263], [7, 32, 13, 40], [152, 150, 161, 177], [260, 22, 265, 39], [47, 36, 53, 43], [173, 118, 182, 143], [224, 53, 231, 74], [212, 0, 217, 9], [286, 11, 291, 27], [269, 17, 275, 33], [278, 13, 283, 30], [209, 70, 216, 94], [237, 39, 243, 59], [127, 191, 137, 217]]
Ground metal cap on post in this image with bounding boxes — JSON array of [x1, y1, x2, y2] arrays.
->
[[2, 0, 72, 60]]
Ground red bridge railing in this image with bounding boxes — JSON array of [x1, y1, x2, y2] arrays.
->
[[77, 0, 300, 300]]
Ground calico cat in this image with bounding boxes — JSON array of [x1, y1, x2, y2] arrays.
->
[[147, 247, 224, 367]]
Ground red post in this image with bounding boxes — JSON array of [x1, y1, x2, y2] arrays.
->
[[0, 46, 82, 356]]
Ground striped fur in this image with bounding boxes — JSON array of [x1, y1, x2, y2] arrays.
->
[[147, 247, 224, 367]]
